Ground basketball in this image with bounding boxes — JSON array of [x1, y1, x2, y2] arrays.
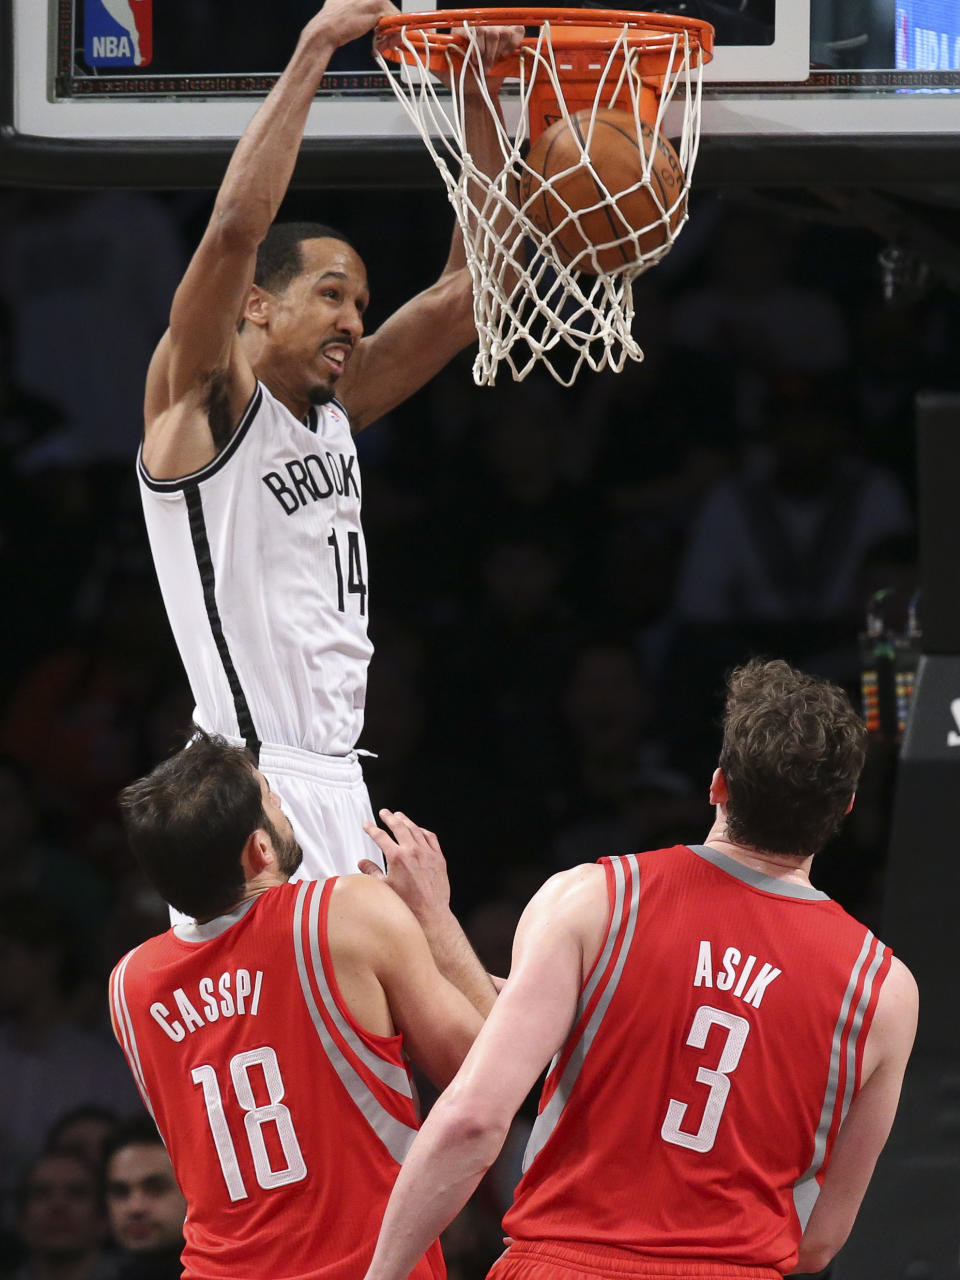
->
[[519, 108, 686, 273]]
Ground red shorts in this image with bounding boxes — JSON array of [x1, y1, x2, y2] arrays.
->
[[487, 1242, 782, 1280]]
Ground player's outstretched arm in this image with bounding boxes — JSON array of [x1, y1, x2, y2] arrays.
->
[[363, 863, 609, 1280], [143, 0, 397, 479], [792, 956, 918, 1275], [336, 25, 524, 432], [361, 809, 497, 1015]]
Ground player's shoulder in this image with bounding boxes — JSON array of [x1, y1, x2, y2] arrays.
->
[[521, 863, 609, 936]]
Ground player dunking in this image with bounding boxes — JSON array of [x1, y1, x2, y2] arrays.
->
[[110, 731, 496, 1280], [138, 0, 522, 905], [364, 660, 918, 1280]]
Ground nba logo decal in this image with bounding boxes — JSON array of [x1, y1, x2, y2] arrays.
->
[[85, 0, 153, 68]]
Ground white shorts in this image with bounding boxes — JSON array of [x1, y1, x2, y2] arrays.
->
[[169, 741, 383, 925], [258, 742, 383, 883]]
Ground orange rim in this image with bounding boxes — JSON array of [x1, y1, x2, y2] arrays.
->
[[376, 7, 714, 78]]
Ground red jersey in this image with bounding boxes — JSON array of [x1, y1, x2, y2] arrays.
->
[[109, 879, 445, 1280], [504, 846, 892, 1273]]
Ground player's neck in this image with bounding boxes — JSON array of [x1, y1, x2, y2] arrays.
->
[[194, 874, 289, 925], [703, 817, 814, 884]]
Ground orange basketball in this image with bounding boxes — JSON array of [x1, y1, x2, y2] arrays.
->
[[519, 108, 686, 273]]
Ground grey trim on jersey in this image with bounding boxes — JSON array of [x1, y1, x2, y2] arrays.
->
[[689, 845, 830, 901], [291, 882, 417, 1165], [111, 948, 157, 1122], [137, 384, 263, 493], [303, 879, 413, 1097], [522, 854, 642, 1174], [174, 898, 258, 943], [792, 931, 885, 1228]]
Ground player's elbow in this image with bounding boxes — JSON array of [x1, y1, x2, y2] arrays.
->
[[211, 198, 272, 254], [439, 1095, 511, 1160], [794, 1235, 842, 1275], [435, 268, 479, 349]]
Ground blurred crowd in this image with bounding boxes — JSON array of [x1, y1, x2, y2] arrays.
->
[[0, 183, 956, 1276]]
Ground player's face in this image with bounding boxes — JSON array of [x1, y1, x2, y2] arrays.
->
[[105, 1145, 186, 1254], [253, 770, 303, 878], [271, 238, 370, 401]]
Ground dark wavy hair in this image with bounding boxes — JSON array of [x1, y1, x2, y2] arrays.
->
[[118, 730, 266, 920], [718, 659, 867, 858], [254, 221, 356, 294]]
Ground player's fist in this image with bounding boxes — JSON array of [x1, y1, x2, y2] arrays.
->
[[310, 0, 400, 52]]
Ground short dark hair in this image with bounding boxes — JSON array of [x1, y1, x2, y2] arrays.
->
[[254, 221, 355, 294], [118, 730, 266, 920], [103, 1117, 164, 1173], [718, 659, 867, 859]]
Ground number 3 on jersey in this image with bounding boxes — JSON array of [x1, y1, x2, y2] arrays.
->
[[192, 1046, 307, 1201], [327, 528, 367, 615], [660, 1005, 750, 1153]]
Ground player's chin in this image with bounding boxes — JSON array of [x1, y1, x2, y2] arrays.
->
[[307, 381, 336, 407]]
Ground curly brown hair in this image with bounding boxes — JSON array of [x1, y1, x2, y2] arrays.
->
[[718, 659, 867, 859]]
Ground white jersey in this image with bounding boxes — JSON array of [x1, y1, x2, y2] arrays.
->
[[138, 381, 372, 757]]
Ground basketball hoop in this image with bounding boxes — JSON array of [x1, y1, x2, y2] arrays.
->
[[376, 8, 713, 386]]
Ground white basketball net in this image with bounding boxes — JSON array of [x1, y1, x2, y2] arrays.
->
[[376, 20, 705, 386]]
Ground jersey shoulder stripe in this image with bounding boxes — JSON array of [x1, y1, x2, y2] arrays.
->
[[290, 881, 418, 1164], [792, 931, 891, 1227], [109, 946, 156, 1121], [522, 854, 641, 1173]]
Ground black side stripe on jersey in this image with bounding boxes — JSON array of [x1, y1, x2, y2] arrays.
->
[[184, 484, 261, 759], [138, 383, 263, 493]]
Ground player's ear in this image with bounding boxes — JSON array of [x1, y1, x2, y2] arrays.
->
[[844, 792, 856, 815], [243, 285, 272, 329], [709, 768, 728, 807], [240, 830, 275, 879]]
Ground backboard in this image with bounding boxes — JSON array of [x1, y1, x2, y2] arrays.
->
[[2, 1, 960, 189]]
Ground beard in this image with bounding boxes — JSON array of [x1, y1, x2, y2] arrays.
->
[[263, 813, 303, 879], [308, 383, 336, 406]]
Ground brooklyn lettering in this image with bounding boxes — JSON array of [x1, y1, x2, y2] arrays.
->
[[693, 940, 781, 1009], [149, 969, 264, 1043], [262, 452, 360, 514]]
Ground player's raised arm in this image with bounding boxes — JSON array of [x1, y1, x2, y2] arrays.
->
[[327, 874, 487, 1090], [337, 24, 524, 431], [361, 809, 498, 1015], [792, 955, 918, 1275], [143, 0, 396, 479], [363, 863, 610, 1280]]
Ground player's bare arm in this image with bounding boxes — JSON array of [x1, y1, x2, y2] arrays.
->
[[142, 0, 396, 480], [336, 24, 524, 432], [363, 863, 610, 1280], [361, 808, 498, 1015], [792, 955, 918, 1274], [326, 873, 485, 1089]]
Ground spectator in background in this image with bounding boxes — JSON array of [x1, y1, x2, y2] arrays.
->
[[103, 1120, 185, 1280], [5, 1151, 116, 1280], [46, 1109, 118, 1178], [0, 895, 139, 1212], [668, 375, 912, 775]]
